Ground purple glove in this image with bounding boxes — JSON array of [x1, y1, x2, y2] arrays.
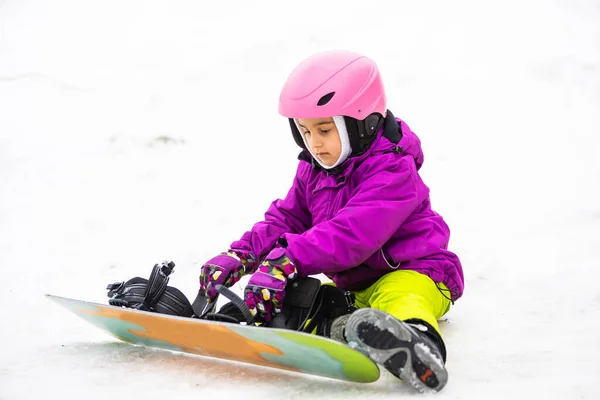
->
[[244, 247, 298, 323], [200, 250, 256, 303]]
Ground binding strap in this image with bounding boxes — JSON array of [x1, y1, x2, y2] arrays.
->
[[140, 261, 175, 311]]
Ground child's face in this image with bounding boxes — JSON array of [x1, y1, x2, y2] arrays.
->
[[297, 117, 342, 167]]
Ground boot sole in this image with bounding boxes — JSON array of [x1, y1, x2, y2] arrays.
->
[[345, 308, 448, 393]]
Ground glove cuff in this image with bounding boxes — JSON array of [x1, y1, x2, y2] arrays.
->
[[262, 247, 298, 279], [227, 249, 257, 273]]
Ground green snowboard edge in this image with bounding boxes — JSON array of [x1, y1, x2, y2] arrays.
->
[[274, 331, 380, 383]]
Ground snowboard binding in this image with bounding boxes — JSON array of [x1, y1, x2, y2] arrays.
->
[[106, 261, 195, 317], [106, 261, 357, 336]]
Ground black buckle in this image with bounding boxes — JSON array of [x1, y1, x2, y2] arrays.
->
[[344, 291, 355, 309], [106, 282, 124, 292], [159, 260, 175, 276]]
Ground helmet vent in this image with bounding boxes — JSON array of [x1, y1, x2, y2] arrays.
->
[[317, 92, 335, 106]]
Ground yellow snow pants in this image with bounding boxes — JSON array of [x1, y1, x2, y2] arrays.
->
[[352, 270, 451, 335]]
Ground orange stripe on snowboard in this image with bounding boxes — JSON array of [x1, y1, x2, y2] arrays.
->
[[82, 305, 298, 372]]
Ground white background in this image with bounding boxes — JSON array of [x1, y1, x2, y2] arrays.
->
[[1, 0, 599, 398]]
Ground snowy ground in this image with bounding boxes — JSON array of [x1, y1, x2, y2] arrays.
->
[[1, 0, 599, 398]]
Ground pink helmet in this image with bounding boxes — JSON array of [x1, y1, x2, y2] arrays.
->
[[279, 50, 387, 120]]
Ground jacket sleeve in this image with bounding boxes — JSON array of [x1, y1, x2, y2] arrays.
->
[[282, 155, 425, 275], [229, 163, 311, 263]]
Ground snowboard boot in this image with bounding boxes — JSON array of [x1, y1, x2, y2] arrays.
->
[[323, 313, 351, 343], [345, 308, 448, 393]]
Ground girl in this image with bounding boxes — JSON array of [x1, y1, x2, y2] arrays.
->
[[199, 50, 464, 393]]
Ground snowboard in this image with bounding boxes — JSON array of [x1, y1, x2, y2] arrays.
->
[[46, 294, 380, 383]]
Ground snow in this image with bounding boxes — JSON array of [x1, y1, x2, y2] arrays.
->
[[1, 0, 599, 398]]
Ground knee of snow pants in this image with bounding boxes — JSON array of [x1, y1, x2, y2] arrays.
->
[[352, 270, 451, 336]]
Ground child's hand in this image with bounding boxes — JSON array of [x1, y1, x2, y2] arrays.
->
[[244, 247, 298, 323], [199, 250, 255, 302]]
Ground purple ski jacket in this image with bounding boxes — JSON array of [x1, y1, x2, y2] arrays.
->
[[231, 116, 464, 301]]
